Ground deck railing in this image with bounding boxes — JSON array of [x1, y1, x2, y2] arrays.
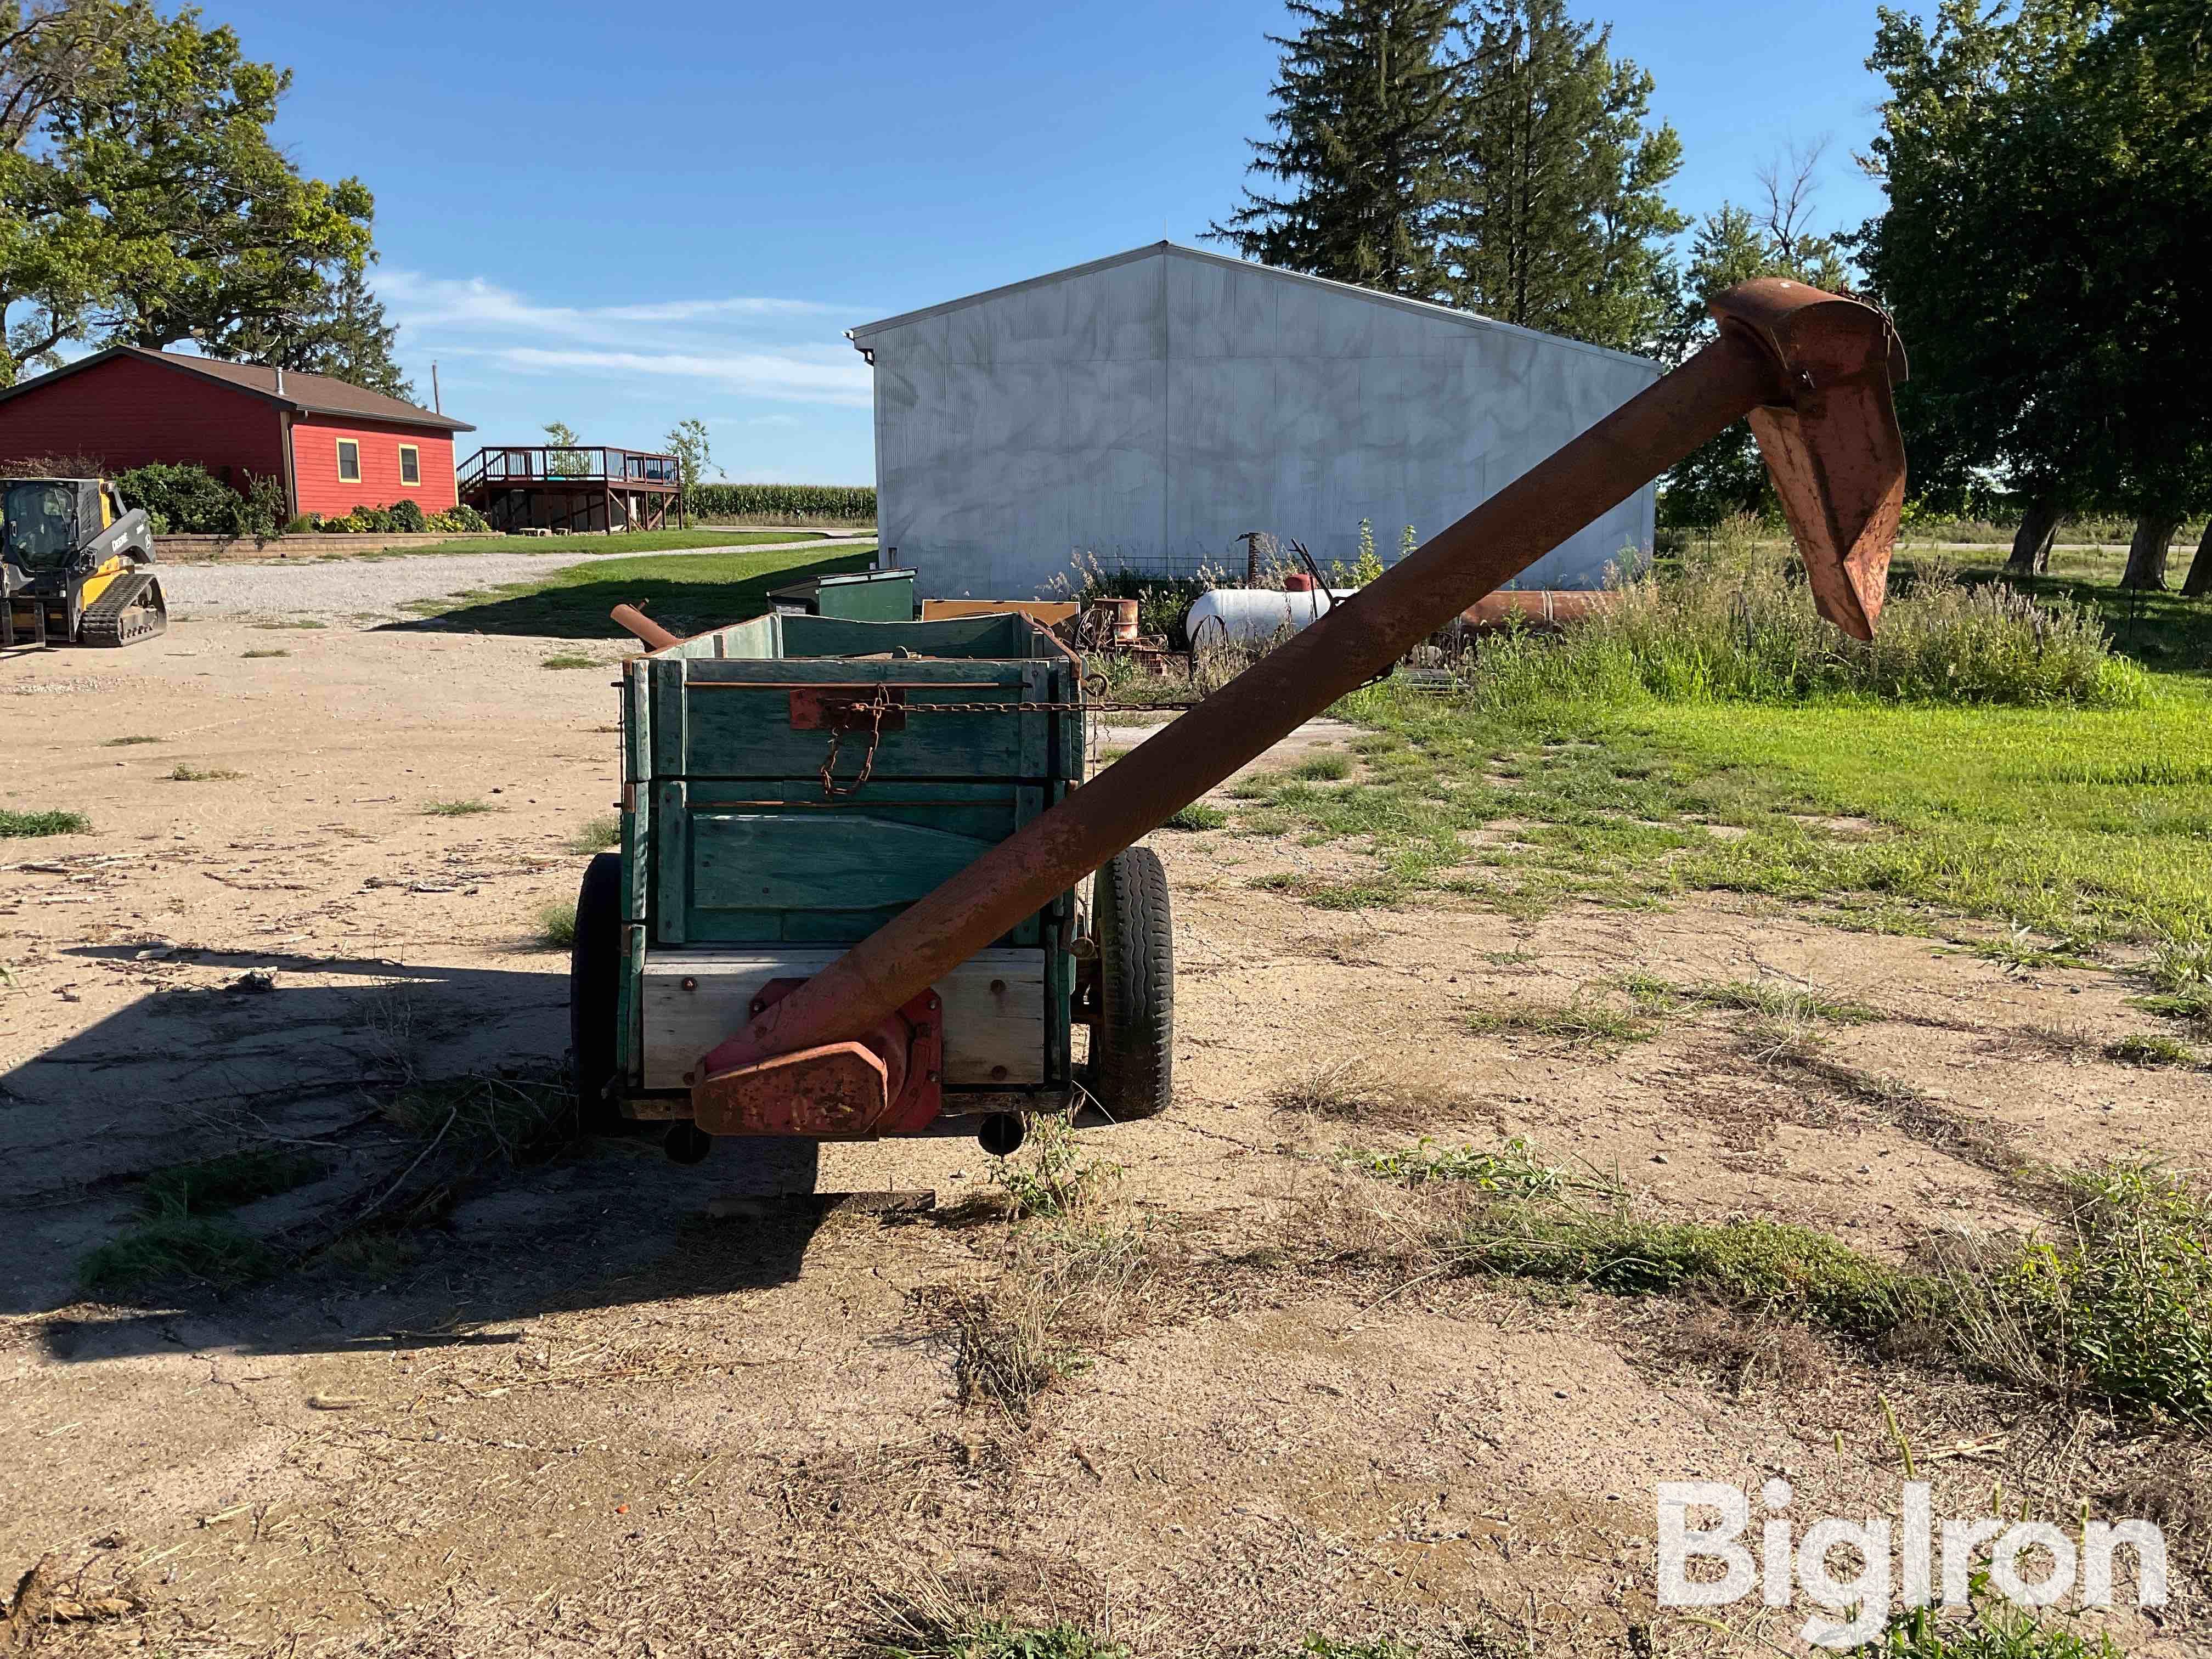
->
[[459, 445, 681, 489]]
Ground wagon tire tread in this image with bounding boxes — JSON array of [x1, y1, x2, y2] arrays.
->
[[1089, 845, 1173, 1121]]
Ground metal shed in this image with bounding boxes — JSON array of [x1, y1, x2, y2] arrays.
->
[[848, 241, 1661, 601]]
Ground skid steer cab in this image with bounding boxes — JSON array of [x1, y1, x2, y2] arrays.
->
[[1, 477, 166, 650]]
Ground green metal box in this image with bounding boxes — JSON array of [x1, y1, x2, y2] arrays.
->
[[611, 612, 1084, 1111]]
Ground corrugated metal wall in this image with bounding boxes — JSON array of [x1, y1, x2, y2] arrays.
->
[[855, 246, 1661, 601]]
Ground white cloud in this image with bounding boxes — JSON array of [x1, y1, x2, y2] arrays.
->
[[379, 270, 876, 408]]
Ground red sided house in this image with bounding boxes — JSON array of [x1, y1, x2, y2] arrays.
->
[[0, 347, 473, 517]]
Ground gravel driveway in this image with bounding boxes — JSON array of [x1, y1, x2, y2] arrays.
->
[[157, 536, 867, 623]]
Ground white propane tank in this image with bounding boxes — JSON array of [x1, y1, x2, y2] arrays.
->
[[1184, 586, 1361, 647]]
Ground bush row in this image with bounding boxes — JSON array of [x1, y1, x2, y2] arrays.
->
[[304, 501, 487, 535], [116, 462, 287, 540], [687, 483, 874, 522]]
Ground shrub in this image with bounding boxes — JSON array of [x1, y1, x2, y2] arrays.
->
[[427, 503, 488, 534], [388, 498, 426, 533], [115, 461, 241, 535], [1458, 519, 2143, 710]]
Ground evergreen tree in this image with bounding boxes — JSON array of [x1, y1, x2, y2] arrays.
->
[[1211, 0, 1460, 298], [1441, 0, 1686, 351], [216, 263, 413, 400]]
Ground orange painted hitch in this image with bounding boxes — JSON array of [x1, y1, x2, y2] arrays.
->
[[691, 982, 943, 1138], [690, 279, 1909, 1128]]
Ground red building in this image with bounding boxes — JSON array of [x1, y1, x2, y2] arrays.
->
[[0, 346, 473, 517]]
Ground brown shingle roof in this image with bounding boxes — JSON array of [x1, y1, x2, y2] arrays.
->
[[0, 346, 473, 432]]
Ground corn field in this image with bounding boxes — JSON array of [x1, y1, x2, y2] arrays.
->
[[689, 483, 874, 523]]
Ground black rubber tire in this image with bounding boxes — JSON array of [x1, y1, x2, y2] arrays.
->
[[569, 852, 625, 1131], [1088, 845, 1173, 1120]]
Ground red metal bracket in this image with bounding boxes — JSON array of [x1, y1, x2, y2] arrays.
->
[[788, 686, 907, 731], [690, 978, 942, 1138]]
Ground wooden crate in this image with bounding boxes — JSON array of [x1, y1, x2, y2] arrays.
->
[[613, 612, 1083, 1110]]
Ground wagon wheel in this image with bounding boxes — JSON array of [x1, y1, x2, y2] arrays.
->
[[1084, 845, 1173, 1120], [569, 852, 625, 1132]]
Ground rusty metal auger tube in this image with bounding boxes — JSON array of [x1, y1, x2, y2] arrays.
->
[[692, 280, 1907, 1116]]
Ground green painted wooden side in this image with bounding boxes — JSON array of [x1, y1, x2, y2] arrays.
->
[[612, 616, 1081, 1091]]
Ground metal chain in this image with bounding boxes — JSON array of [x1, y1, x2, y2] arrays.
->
[[818, 684, 897, 797]]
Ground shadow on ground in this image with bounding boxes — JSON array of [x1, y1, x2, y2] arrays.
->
[[380, 550, 874, 640], [6, 949, 829, 1349]]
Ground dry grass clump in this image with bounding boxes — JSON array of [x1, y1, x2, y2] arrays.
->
[[933, 1120, 1191, 1421], [1262, 1057, 1463, 1128], [1642, 1301, 1836, 1393]]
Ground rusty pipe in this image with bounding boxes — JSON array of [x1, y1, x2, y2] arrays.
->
[[1459, 590, 1616, 633], [693, 281, 1905, 1108], [611, 604, 681, 651]]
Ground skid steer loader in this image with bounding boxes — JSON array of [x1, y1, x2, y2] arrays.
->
[[0, 476, 166, 649]]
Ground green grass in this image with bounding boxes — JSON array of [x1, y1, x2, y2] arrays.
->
[[1465, 997, 1658, 1046], [101, 733, 162, 745], [78, 1149, 327, 1296], [239, 647, 288, 659], [404, 544, 876, 639], [536, 900, 577, 949], [1617, 971, 1882, 1024], [0, 807, 89, 836], [2102, 1032, 2203, 1069], [567, 814, 620, 853], [253, 618, 325, 629], [1289, 751, 1352, 781], [167, 764, 242, 782], [1164, 802, 1227, 830], [1342, 1137, 1589, 1197], [1362, 1144, 2212, 1425], [876, 1620, 1127, 1659], [1295, 1640, 1421, 1659], [1849, 1585, 2123, 1657], [424, 798, 496, 816], [540, 652, 600, 669], [346, 528, 838, 559]]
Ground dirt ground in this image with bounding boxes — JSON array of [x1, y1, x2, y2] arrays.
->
[[3, 609, 2208, 1657]]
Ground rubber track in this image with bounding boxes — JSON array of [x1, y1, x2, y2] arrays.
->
[[1092, 845, 1175, 1120], [78, 570, 167, 647]]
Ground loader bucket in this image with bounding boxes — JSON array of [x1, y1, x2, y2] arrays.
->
[[1712, 282, 1909, 640], [689, 279, 1909, 1125]]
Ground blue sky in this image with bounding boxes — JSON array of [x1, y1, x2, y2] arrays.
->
[[215, 0, 1897, 483]]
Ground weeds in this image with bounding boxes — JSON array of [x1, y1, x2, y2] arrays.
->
[[541, 652, 600, 670], [239, 647, 289, 659], [1850, 1577, 2122, 1656], [1164, 802, 1227, 830], [78, 1149, 327, 1296], [567, 814, 621, 853], [1465, 996, 1657, 1047], [990, 1117, 1115, 1220], [424, 798, 495, 816], [1265, 1058, 1443, 1127], [0, 808, 89, 836], [535, 901, 578, 949], [2128, 986, 2212, 1032], [1342, 1137, 1591, 1199], [1295, 1640, 1421, 1659], [2102, 1032, 2202, 1068], [100, 734, 162, 746], [1464, 522, 2141, 709], [166, 764, 241, 782], [1618, 970, 1882, 1025], [1290, 751, 1352, 781]]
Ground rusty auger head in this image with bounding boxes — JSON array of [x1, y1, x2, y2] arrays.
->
[[1711, 280, 1909, 642]]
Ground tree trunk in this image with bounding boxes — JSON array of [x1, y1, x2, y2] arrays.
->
[[2183, 518, 2212, 600], [2120, 511, 2183, 591], [2006, 497, 2061, 576]]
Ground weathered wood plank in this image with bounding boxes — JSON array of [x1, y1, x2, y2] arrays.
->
[[639, 947, 1047, 1090], [688, 811, 996, 917]]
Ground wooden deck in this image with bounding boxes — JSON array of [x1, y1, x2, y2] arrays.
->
[[459, 445, 681, 534]]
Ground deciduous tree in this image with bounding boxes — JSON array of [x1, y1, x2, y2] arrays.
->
[[0, 1, 375, 385]]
